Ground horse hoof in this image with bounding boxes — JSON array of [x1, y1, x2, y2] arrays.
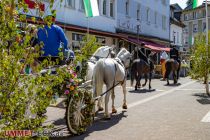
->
[[135, 88, 137, 91], [98, 107, 104, 112], [122, 104, 127, 109], [149, 87, 151, 90], [104, 114, 111, 120], [142, 84, 146, 87], [112, 108, 117, 114]]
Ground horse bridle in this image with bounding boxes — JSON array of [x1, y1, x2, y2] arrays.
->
[[88, 48, 113, 64]]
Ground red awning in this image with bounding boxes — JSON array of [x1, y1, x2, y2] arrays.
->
[[24, 0, 45, 11], [121, 36, 170, 52]]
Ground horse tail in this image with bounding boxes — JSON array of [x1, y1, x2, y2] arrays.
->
[[93, 59, 104, 98], [130, 62, 136, 86]]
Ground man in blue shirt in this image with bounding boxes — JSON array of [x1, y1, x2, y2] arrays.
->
[[37, 15, 70, 64]]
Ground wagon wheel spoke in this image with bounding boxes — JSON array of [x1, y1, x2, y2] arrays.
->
[[66, 89, 94, 135]]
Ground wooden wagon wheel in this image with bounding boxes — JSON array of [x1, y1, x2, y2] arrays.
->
[[66, 89, 94, 135]]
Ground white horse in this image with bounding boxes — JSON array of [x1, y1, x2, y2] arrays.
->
[[86, 46, 116, 81], [93, 48, 131, 119]]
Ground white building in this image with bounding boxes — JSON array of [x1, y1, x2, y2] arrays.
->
[[115, 0, 170, 64], [24, 0, 118, 50], [181, 2, 210, 54], [24, 0, 170, 56], [170, 4, 185, 58]]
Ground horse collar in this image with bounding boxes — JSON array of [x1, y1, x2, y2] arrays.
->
[[115, 59, 124, 68], [88, 60, 96, 64]]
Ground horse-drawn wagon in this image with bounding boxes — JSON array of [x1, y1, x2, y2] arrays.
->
[[50, 46, 132, 135]]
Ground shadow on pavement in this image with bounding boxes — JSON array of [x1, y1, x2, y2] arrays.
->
[[129, 89, 156, 94], [193, 93, 210, 105], [51, 111, 127, 140], [53, 118, 66, 126], [164, 83, 181, 87]]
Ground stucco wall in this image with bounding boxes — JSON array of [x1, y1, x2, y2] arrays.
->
[[117, 0, 170, 40]]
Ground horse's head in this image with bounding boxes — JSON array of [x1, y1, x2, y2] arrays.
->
[[91, 46, 116, 60], [116, 48, 132, 69]]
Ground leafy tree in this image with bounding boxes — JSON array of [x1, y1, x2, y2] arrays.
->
[[74, 35, 99, 80], [190, 33, 210, 95], [0, 0, 70, 139]]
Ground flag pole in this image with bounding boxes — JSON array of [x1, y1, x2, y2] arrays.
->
[[87, 0, 90, 41], [205, 0, 209, 95]]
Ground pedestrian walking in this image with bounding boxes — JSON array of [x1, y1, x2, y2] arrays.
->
[[160, 51, 169, 80]]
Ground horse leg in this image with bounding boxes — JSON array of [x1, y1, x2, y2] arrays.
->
[[122, 80, 127, 109], [138, 75, 142, 88], [111, 89, 117, 114], [104, 84, 112, 119], [135, 74, 138, 90], [165, 69, 170, 85], [97, 98, 104, 112], [177, 63, 181, 80], [149, 72, 152, 90], [173, 71, 177, 84], [142, 74, 147, 87]]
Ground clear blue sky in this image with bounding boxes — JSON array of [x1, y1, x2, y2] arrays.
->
[[170, 0, 187, 9]]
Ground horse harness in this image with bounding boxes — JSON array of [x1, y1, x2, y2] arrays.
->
[[93, 58, 126, 101], [113, 58, 127, 85], [88, 48, 112, 64]]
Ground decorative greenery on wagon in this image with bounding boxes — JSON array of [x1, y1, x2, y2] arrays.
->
[[74, 35, 99, 81]]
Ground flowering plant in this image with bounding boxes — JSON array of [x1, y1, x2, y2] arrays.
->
[[62, 65, 81, 97]]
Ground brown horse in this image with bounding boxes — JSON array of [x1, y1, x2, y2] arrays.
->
[[130, 55, 155, 90], [165, 59, 180, 85]]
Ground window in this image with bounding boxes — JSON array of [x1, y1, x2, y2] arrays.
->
[[193, 11, 197, 19], [96, 37, 106, 44], [126, 0, 129, 16], [72, 33, 85, 50], [110, 0, 115, 17], [80, 0, 85, 11], [184, 27, 188, 33], [177, 32, 179, 43], [137, 4, 140, 20], [173, 36, 176, 44], [193, 24, 198, 32], [155, 12, 157, 25], [184, 14, 188, 20], [66, 0, 75, 8], [72, 33, 85, 41], [203, 22, 206, 31], [103, 0, 107, 15], [146, 8, 150, 23], [162, 15, 166, 30], [203, 10, 206, 17]]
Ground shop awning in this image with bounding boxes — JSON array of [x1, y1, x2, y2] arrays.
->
[[121, 36, 170, 52]]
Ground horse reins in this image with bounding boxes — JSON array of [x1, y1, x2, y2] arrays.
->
[[93, 58, 127, 101]]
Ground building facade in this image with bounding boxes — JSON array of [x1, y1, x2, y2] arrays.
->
[[24, 0, 118, 50], [24, 0, 170, 56], [170, 4, 185, 58], [116, 0, 170, 64], [182, 2, 210, 52]]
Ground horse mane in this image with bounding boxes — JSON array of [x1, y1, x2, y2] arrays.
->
[[116, 48, 127, 57]]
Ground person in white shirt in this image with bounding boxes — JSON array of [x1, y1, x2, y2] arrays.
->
[[160, 51, 169, 80]]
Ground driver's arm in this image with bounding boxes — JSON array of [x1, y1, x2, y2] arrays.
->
[[56, 25, 68, 50]]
